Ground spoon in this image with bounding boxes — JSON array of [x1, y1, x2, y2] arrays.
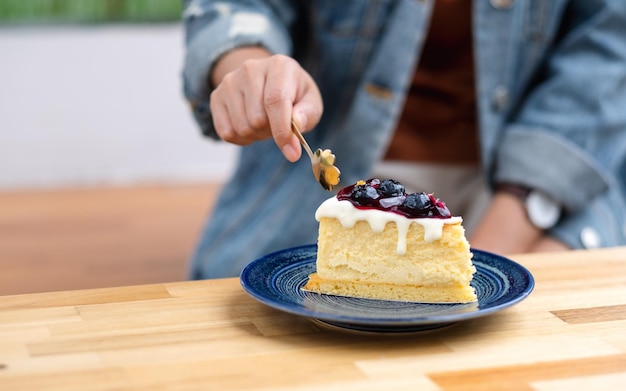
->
[[291, 120, 341, 191]]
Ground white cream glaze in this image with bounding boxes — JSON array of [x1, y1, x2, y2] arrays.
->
[[315, 197, 462, 255]]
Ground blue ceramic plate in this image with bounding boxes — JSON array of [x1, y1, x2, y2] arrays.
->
[[240, 244, 534, 333]]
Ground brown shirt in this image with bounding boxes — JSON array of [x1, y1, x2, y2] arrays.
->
[[384, 0, 479, 164]]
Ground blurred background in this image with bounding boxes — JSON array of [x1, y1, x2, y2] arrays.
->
[[0, 0, 236, 295]]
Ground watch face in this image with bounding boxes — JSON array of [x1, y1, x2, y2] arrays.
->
[[526, 190, 561, 229]]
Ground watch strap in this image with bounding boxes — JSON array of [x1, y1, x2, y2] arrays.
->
[[496, 183, 531, 201], [496, 183, 562, 229]]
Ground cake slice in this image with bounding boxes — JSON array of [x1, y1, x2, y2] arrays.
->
[[303, 178, 477, 303]]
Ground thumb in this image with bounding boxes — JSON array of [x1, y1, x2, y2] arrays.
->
[[292, 71, 323, 133], [292, 100, 323, 135]]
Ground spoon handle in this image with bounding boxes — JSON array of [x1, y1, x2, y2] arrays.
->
[[291, 120, 315, 160]]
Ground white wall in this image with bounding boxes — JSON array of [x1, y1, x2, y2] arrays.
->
[[0, 24, 237, 190]]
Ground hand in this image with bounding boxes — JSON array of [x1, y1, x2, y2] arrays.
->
[[209, 47, 323, 162], [469, 192, 569, 255]]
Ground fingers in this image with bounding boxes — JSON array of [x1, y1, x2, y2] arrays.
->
[[211, 61, 269, 145], [210, 54, 323, 162], [292, 73, 324, 135], [264, 56, 300, 161]]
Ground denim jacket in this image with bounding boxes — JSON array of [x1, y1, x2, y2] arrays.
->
[[182, 0, 626, 279]]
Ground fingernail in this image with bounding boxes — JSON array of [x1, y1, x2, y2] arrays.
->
[[281, 144, 299, 162]]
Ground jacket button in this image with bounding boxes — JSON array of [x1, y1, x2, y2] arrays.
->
[[490, 0, 515, 9], [580, 227, 602, 249], [491, 86, 510, 111]]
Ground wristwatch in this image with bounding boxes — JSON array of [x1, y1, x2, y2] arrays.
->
[[497, 183, 562, 229]]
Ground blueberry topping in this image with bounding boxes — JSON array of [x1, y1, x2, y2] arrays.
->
[[379, 195, 406, 208], [336, 178, 452, 219], [434, 199, 451, 217], [378, 179, 405, 197], [350, 183, 379, 206], [402, 193, 433, 216]]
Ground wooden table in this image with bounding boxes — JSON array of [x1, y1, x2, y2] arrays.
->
[[1, 248, 625, 390]]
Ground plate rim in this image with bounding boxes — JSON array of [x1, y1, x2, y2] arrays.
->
[[240, 244, 535, 327]]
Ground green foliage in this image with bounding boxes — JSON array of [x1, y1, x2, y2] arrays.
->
[[0, 0, 182, 24]]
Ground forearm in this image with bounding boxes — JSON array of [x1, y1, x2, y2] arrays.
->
[[469, 192, 568, 255], [469, 192, 541, 254]]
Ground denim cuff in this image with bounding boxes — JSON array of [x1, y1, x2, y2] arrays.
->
[[494, 125, 609, 211], [549, 184, 626, 249]]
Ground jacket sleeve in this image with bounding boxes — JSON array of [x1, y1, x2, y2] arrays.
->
[[181, 0, 297, 139], [494, 1, 626, 213]]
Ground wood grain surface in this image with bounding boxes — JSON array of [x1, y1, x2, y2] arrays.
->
[[0, 183, 220, 295], [0, 247, 625, 390]]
